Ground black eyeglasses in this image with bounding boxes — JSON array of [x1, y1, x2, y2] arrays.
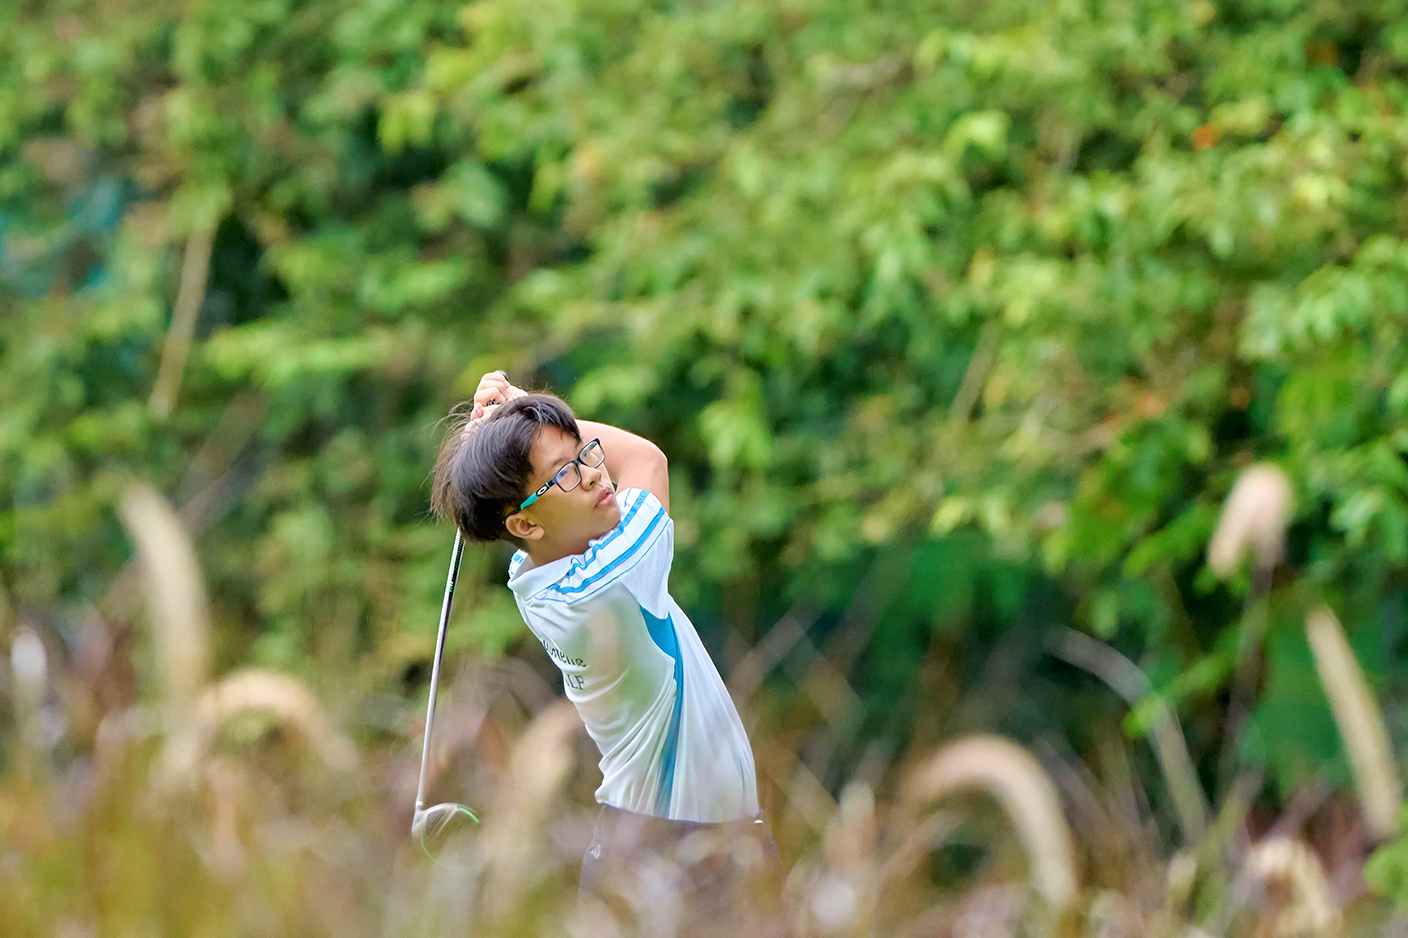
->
[[518, 439, 605, 510]]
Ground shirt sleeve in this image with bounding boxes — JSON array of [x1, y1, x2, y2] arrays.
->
[[539, 488, 673, 605]]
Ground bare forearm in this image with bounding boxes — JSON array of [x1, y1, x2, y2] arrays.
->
[[463, 372, 671, 511], [576, 420, 669, 513]]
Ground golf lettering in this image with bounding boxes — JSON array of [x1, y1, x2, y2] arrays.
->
[[541, 641, 585, 669]]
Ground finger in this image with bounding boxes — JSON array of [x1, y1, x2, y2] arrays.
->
[[474, 393, 509, 411], [473, 383, 509, 406], [477, 375, 511, 399]]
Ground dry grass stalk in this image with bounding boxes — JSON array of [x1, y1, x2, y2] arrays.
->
[[1052, 628, 1209, 845], [901, 735, 1080, 913], [204, 757, 247, 878], [481, 699, 583, 919], [118, 483, 211, 714], [1165, 850, 1199, 912], [949, 318, 1002, 423], [10, 626, 48, 770], [801, 781, 880, 936], [10, 626, 47, 718], [156, 667, 356, 791], [1241, 836, 1342, 938], [149, 226, 215, 418], [825, 780, 878, 871], [950, 883, 1026, 938], [0, 576, 12, 634], [1305, 606, 1403, 841], [1208, 464, 1293, 578]]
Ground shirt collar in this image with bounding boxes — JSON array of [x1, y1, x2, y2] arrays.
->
[[506, 506, 627, 600], [507, 550, 573, 600]]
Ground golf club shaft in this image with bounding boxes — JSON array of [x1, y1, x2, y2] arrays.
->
[[413, 529, 466, 826]]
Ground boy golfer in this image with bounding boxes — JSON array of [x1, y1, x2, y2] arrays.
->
[[431, 371, 785, 935]]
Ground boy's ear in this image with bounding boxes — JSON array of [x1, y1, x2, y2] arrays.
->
[[504, 511, 543, 543]]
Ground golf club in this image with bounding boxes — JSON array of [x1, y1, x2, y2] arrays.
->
[[411, 528, 480, 845]]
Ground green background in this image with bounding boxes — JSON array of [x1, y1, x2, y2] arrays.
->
[[5, 0, 1408, 932]]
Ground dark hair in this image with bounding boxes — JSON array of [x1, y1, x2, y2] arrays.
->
[[430, 393, 581, 543]]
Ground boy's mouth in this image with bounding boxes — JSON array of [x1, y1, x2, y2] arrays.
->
[[596, 488, 615, 508]]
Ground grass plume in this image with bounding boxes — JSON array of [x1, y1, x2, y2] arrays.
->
[[156, 667, 357, 792], [1241, 837, 1342, 938], [1208, 464, 1293, 579], [481, 699, 583, 920], [1052, 627, 1209, 845], [117, 483, 211, 714], [1305, 606, 1403, 841], [900, 734, 1080, 914]]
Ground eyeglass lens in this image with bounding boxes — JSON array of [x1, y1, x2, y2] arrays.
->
[[553, 440, 604, 493]]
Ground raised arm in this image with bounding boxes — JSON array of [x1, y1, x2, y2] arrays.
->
[[575, 419, 669, 514], [467, 372, 670, 513]]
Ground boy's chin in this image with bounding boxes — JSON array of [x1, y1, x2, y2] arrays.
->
[[592, 502, 621, 533]]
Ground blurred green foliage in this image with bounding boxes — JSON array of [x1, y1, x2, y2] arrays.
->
[[5, 0, 1408, 911]]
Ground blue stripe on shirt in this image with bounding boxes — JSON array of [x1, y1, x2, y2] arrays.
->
[[545, 505, 666, 600], [507, 493, 647, 592], [560, 489, 649, 577], [641, 605, 684, 817]]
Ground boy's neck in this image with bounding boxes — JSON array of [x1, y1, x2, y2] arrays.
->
[[524, 536, 591, 567]]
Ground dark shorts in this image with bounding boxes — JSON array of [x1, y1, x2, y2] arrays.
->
[[579, 804, 788, 937]]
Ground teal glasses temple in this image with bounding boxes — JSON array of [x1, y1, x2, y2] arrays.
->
[[518, 439, 604, 510]]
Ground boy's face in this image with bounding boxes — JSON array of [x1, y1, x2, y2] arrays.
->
[[511, 426, 620, 550]]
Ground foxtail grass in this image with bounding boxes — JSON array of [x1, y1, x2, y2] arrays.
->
[[901, 734, 1080, 914], [1208, 464, 1293, 578], [1305, 607, 1403, 841], [1241, 837, 1342, 938], [1052, 627, 1209, 845], [481, 699, 583, 920], [156, 667, 356, 792], [117, 483, 211, 714]]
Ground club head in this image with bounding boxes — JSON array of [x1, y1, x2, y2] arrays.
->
[[412, 801, 480, 841]]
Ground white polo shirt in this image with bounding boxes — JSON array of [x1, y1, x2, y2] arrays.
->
[[507, 488, 760, 823]]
